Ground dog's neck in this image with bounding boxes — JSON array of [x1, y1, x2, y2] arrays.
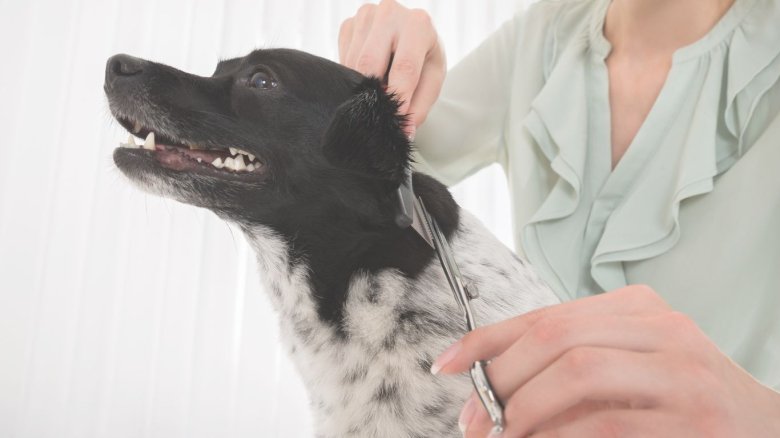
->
[[240, 188, 557, 437], [242, 172, 460, 332], [239, 200, 471, 437]]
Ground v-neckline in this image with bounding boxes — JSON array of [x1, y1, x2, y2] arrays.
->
[[599, 63, 674, 183], [587, 0, 750, 187]]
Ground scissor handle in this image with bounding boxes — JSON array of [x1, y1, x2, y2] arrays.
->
[[471, 360, 505, 432]]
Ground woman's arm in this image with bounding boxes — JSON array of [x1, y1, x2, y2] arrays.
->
[[411, 14, 523, 186]]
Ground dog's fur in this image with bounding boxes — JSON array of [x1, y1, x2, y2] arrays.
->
[[104, 49, 559, 437]]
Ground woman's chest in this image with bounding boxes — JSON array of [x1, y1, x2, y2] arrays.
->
[[606, 54, 672, 168]]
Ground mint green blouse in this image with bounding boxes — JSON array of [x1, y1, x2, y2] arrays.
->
[[414, 0, 780, 389]]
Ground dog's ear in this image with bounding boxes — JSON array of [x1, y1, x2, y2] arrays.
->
[[322, 77, 411, 185]]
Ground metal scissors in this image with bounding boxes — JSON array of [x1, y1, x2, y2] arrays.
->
[[394, 168, 505, 433]]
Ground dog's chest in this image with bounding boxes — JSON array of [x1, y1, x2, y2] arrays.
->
[[292, 270, 475, 437], [246, 213, 558, 437]]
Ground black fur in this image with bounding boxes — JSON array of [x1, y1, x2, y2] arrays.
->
[[105, 49, 459, 330], [322, 77, 412, 184]]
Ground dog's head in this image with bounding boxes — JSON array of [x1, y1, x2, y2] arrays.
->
[[105, 48, 460, 326], [105, 49, 412, 229]]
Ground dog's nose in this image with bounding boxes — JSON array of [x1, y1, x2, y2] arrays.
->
[[105, 54, 146, 88]]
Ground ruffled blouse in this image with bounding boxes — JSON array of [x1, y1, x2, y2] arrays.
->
[[522, 0, 780, 299], [413, 0, 780, 388]]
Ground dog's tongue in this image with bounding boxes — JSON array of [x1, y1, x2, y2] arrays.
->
[[155, 146, 200, 170], [169, 147, 229, 162], [154, 146, 218, 171], [154, 144, 262, 173]]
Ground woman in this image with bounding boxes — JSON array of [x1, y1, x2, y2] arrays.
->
[[339, 0, 780, 436]]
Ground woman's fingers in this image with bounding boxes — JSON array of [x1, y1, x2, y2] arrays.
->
[[456, 312, 672, 436], [338, 18, 354, 64], [432, 285, 671, 375], [338, 1, 445, 133], [344, 4, 377, 68], [353, 20, 395, 79], [465, 348, 672, 437], [532, 399, 631, 432], [399, 38, 445, 132], [386, 10, 438, 115], [530, 409, 683, 438], [500, 347, 668, 436], [484, 314, 666, 402]]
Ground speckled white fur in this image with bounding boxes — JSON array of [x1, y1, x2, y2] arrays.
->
[[245, 210, 560, 438]]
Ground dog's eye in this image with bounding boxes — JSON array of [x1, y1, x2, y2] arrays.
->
[[248, 71, 277, 89]]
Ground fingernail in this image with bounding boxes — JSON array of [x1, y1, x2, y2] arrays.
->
[[458, 397, 477, 433], [430, 341, 461, 375], [407, 125, 416, 142], [487, 426, 504, 438]]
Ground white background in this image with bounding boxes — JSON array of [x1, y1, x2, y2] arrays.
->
[[0, 1, 531, 437]]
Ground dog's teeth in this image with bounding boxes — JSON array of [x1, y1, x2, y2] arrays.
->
[[120, 135, 138, 149], [210, 155, 252, 171], [197, 158, 202, 163], [234, 155, 246, 171], [248, 153, 255, 162], [229, 147, 238, 156], [122, 135, 139, 149], [133, 120, 142, 134], [143, 132, 155, 150]]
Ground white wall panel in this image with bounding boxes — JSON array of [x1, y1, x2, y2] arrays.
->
[[0, 1, 532, 437]]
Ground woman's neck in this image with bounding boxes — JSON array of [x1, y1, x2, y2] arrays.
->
[[604, 0, 736, 56]]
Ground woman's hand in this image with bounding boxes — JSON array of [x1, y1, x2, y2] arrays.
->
[[431, 285, 780, 437], [338, 0, 446, 139]]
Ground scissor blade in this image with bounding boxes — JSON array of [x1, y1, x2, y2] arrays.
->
[[412, 198, 436, 249], [417, 198, 470, 315], [411, 197, 435, 248]]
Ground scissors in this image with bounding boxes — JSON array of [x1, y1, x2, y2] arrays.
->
[[395, 168, 505, 434]]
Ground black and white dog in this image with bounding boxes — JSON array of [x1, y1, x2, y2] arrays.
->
[[104, 49, 559, 437]]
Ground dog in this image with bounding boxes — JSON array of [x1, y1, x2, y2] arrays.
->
[[104, 49, 559, 437]]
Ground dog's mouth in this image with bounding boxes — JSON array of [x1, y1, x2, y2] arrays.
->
[[114, 116, 264, 176]]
